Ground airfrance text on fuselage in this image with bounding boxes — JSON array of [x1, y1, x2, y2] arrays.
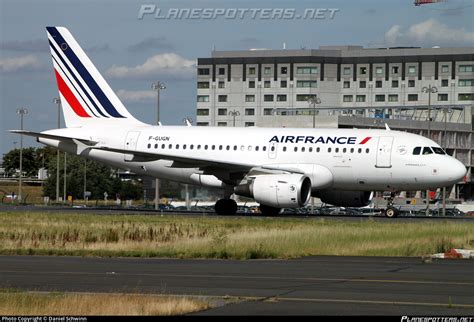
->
[[269, 136, 371, 144]]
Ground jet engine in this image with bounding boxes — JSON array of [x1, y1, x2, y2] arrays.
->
[[235, 174, 312, 208], [318, 190, 372, 207]]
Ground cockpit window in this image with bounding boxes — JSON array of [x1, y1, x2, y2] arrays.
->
[[431, 147, 446, 155], [422, 147, 433, 155], [413, 147, 421, 155]]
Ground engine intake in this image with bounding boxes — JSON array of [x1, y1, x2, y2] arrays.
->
[[235, 174, 312, 208]]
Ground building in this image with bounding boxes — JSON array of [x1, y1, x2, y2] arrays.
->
[[196, 46, 474, 200]]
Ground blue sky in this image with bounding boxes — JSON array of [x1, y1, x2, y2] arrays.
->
[[1, 0, 473, 156]]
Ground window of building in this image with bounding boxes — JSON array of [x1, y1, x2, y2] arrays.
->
[[197, 82, 209, 89], [375, 95, 385, 102], [296, 66, 318, 74], [343, 67, 351, 75], [197, 122, 209, 126], [388, 94, 398, 102], [408, 66, 416, 74], [343, 95, 353, 102], [458, 93, 474, 101], [459, 65, 474, 72], [264, 67, 272, 75], [408, 80, 415, 87], [197, 109, 209, 115], [356, 95, 366, 102], [248, 67, 256, 75], [392, 80, 399, 88], [264, 108, 273, 115], [198, 68, 210, 75], [249, 81, 255, 88], [197, 95, 209, 102], [264, 81, 271, 88], [438, 94, 448, 101], [281, 66, 288, 74], [296, 94, 317, 101], [375, 80, 382, 88], [277, 94, 287, 102], [392, 66, 399, 74], [245, 95, 255, 102], [459, 79, 474, 86], [218, 108, 227, 115], [441, 79, 449, 87], [375, 66, 383, 75], [359, 81, 366, 88], [218, 67, 225, 75], [441, 65, 449, 73], [264, 95, 274, 102], [343, 81, 350, 89], [245, 122, 255, 127], [408, 94, 418, 101], [280, 80, 287, 88], [245, 108, 255, 115], [359, 66, 367, 75], [218, 81, 225, 88], [297, 80, 317, 88], [218, 95, 227, 102]]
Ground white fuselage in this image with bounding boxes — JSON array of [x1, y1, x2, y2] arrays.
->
[[39, 125, 466, 193]]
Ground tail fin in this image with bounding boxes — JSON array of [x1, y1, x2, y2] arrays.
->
[[46, 26, 144, 128]]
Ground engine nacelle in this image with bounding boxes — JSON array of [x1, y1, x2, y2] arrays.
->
[[318, 190, 372, 207], [235, 174, 312, 208]]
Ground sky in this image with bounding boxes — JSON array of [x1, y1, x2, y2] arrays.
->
[[0, 0, 473, 157]]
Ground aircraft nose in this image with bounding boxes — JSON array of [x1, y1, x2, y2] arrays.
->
[[448, 158, 467, 183]]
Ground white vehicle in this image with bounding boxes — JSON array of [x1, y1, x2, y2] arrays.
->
[[11, 27, 467, 217]]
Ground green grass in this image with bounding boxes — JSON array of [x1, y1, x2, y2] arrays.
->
[[0, 212, 473, 259]]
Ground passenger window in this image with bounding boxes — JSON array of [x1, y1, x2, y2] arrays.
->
[[350, 148, 354, 153], [212, 145, 215, 150], [343, 148, 347, 153], [358, 148, 362, 153], [248, 146, 252, 151], [271, 146, 275, 152], [413, 147, 421, 155], [366, 148, 370, 153], [226, 145, 230, 150], [301, 147, 305, 152], [183, 144, 187, 150], [328, 147, 332, 153], [283, 147, 287, 152], [154, 144, 158, 149], [263, 146, 267, 151], [219, 145, 223, 150], [197, 145, 201, 150], [294, 147, 298, 152], [190, 144, 194, 150], [422, 147, 433, 155], [309, 147, 313, 152], [316, 147, 320, 153], [161, 144, 165, 149], [335, 148, 339, 153], [255, 146, 259, 151], [234, 145, 237, 151], [204, 145, 208, 150], [169, 144, 172, 149], [147, 144, 151, 149]]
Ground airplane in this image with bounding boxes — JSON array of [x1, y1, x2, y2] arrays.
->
[[11, 26, 467, 217]]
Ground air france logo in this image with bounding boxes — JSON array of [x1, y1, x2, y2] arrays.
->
[[269, 136, 372, 145]]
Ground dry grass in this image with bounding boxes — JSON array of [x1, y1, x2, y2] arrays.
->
[[0, 291, 210, 315], [0, 212, 473, 259]]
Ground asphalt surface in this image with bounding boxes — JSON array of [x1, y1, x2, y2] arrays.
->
[[1, 255, 473, 315]]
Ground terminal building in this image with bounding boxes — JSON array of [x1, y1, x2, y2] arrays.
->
[[196, 46, 474, 200]]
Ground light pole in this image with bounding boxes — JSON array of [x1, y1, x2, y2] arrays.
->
[[53, 97, 61, 202], [16, 108, 28, 203], [152, 81, 166, 210], [307, 96, 321, 128], [228, 110, 240, 127], [422, 85, 438, 216]]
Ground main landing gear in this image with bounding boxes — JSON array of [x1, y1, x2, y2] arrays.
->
[[384, 192, 399, 218], [259, 204, 281, 216], [214, 198, 237, 216]]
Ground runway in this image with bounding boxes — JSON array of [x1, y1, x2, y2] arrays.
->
[[1, 255, 473, 315]]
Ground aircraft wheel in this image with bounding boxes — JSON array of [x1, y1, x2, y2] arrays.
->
[[259, 204, 281, 216], [215, 199, 237, 216]]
